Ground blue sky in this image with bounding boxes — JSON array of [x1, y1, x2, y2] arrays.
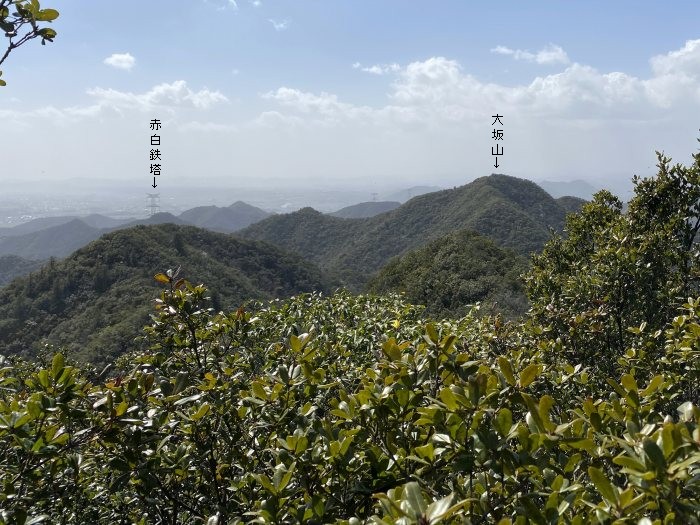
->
[[3, 0, 700, 193]]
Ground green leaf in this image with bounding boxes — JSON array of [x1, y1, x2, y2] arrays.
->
[[173, 393, 202, 406], [37, 369, 50, 389], [642, 438, 666, 471], [154, 273, 170, 284], [51, 353, 64, 380], [251, 381, 267, 400], [425, 493, 455, 521], [588, 466, 618, 505], [565, 438, 596, 453], [640, 375, 663, 397], [425, 323, 439, 344], [494, 408, 512, 436], [36, 8, 59, 21], [498, 356, 516, 386], [439, 387, 458, 411], [620, 374, 638, 392], [190, 402, 211, 421], [403, 482, 426, 516], [613, 455, 647, 473], [415, 443, 435, 462], [275, 461, 296, 492], [519, 363, 541, 388]]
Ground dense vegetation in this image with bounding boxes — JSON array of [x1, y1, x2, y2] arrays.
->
[[1, 146, 699, 523], [0, 256, 43, 287], [368, 229, 529, 319], [0, 223, 333, 366], [241, 175, 574, 289]]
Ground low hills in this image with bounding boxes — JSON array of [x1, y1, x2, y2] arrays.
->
[[0, 224, 333, 365], [179, 201, 271, 232], [0, 202, 273, 263], [240, 174, 573, 289], [367, 229, 529, 319], [0, 219, 102, 259], [0, 214, 130, 238], [329, 201, 401, 219]]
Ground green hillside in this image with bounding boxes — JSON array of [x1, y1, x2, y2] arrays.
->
[[556, 195, 587, 214], [367, 229, 529, 319], [0, 223, 333, 366], [0, 255, 45, 287], [241, 174, 571, 289]]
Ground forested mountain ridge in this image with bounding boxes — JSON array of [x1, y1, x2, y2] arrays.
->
[[368, 229, 529, 319], [0, 223, 334, 365], [240, 174, 574, 289]]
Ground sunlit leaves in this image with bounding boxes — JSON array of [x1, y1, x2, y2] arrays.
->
[[0, 1, 59, 83]]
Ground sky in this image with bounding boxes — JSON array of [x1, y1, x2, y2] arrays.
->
[[2, 0, 700, 196]]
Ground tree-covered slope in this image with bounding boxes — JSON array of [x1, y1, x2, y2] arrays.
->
[[556, 195, 587, 214], [0, 255, 44, 287], [241, 174, 570, 289], [0, 223, 333, 365], [367, 229, 529, 319]]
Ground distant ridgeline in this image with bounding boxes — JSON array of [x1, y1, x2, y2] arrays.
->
[[241, 174, 585, 290], [0, 175, 587, 364], [0, 224, 332, 366], [0, 201, 272, 261]]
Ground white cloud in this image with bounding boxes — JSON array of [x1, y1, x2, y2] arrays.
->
[[261, 41, 700, 129], [87, 80, 229, 111], [262, 87, 373, 124], [103, 53, 136, 71], [650, 38, 700, 78], [250, 0, 262, 6], [268, 19, 290, 31], [253, 110, 305, 128], [491, 44, 570, 65], [178, 120, 238, 133], [352, 62, 401, 75]]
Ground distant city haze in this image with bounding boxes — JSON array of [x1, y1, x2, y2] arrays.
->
[[2, 1, 699, 223]]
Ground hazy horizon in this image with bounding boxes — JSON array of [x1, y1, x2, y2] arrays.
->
[[2, 0, 699, 206]]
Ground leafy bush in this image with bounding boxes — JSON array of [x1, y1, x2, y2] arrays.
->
[[1, 278, 699, 523]]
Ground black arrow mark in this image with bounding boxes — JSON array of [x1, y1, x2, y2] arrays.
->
[[152, 177, 157, 188], [494, 158, 499, 168]]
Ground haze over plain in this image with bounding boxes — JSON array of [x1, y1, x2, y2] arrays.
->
[[2, 0, 700, 212]]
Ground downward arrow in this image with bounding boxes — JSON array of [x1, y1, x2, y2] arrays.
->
[[494, 158, 499, 168], [152, 177, 157, 188]]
